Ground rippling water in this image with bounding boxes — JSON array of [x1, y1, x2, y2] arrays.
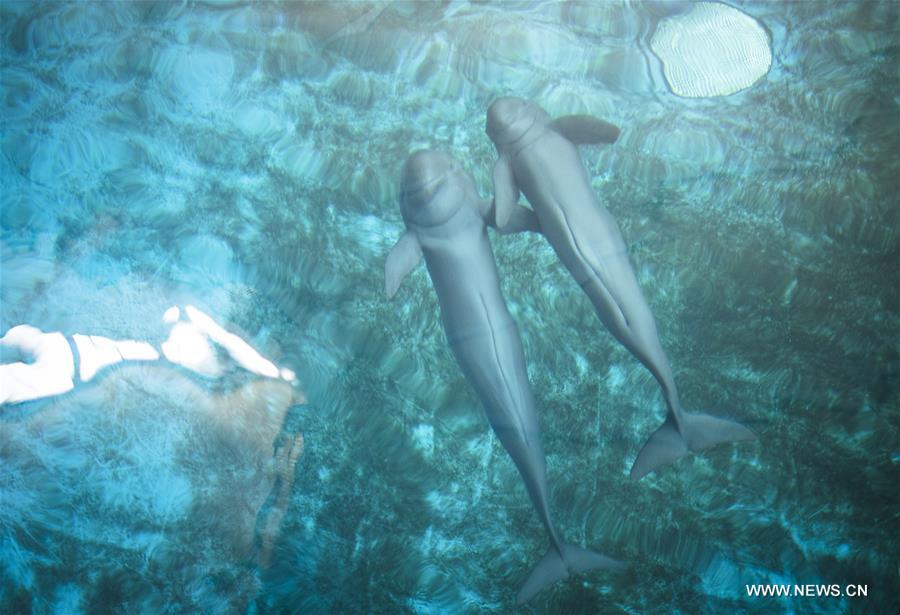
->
[[1, 1, 897, 613]]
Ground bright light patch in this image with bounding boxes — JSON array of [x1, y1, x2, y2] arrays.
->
[[161, 322, 222, 378], [163, 306, 180, 323], [73, 335, 160, 382], [73, 334, 120, 382], [185, 305, 280, 379], [651, 2, 772, 98], [115, 340, 160, 362], [0, 326, 74, 403]]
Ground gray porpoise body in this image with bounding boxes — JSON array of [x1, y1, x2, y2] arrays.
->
[[385, 150, 620, 604], [486, 97, 754, 480]]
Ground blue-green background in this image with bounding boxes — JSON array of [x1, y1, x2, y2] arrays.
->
[[1, 1, 897, 613]]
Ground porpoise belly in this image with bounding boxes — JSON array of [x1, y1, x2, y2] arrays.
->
[[514, 131, 681, 415], [516, 137, 629, 288], [424, 231, 535, 436], [422, 213, 568, 566]]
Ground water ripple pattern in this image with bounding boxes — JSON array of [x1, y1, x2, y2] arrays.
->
[[651, 2, 773, 98], [0, 0, 898, 613]]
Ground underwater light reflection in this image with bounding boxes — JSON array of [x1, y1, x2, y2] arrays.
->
[[0, 304, 296, 405], [0, 302, 308, 586], [0, 326, 75, 404]]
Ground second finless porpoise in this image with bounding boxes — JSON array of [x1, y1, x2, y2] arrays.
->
[[485, 97, 754, 480]]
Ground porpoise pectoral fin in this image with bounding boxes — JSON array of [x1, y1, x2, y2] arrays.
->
[[630, 412, 756, 480], [384, 230, 423, 298], [492, 155, 520, 229], [477, 197, 494, 221], [489, 203, 542, 235], [503, 205, 542, 235], [516, 543, 624, 604], [550, 115, 621, 145]]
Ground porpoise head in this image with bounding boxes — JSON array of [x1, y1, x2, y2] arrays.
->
[[486, 97, 549, 148], [399, 149, 469, 227]]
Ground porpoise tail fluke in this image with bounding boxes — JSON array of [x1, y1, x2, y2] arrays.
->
[[517, 543, 624, 604], [630, 413, 755, 480]]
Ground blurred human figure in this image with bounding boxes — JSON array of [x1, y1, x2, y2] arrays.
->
[[0, 304, 296, 405], [1, 303, 307, 591]]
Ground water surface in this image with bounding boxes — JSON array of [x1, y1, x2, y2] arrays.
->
[[1, 1, 897, 613]]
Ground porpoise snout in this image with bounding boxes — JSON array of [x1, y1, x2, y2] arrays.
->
[[401, 150, 454, 191], [486, 97, 536, 144], [399, 149, 466, 228]]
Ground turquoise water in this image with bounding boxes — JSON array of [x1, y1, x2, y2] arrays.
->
[[1, 1, 897, 613]]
